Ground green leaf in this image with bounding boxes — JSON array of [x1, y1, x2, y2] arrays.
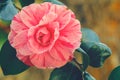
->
[[108, 66, 120, 80], [80, 28, 112, 67], [0, 0, 18, 21], [84, 72, 96, 80], [49, 63, 83, 80], [80, 41, 95, 52], [76, 48, 89, 71], [81, 28, 100, 43], [81, 28, 100, 52], [87, 43, 111, 67], [19, 0, 35, 7], [44, 0, 64, 5], [0, 28, 8, 50], [0, 40, 29, 75]]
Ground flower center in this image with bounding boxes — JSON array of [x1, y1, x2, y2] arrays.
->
[[36, 27, 51, 46]]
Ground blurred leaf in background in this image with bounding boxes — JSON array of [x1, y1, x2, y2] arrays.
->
[[0, 28, 7, 50], [0, 0, 18, 27], [19, 0, 35, 7], [108, 66, 120, 80]]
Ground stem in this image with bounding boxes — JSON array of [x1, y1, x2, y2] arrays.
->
[[14, 5, 21, 11], [74, 48, 89, 80], [82, 72, 85, 80], [72, 58, 83, 69], [76, 48, 87, 55], [76, 48, 89, 71], [72, 58, 85, 80]]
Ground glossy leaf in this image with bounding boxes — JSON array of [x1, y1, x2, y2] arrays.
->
[[84, 72, 96, 80], [81, 28, 100, 52], [76, 48, 89, 71], [0, 40, 29, 75], [87, 43, 111, 67], [108, 66, 120, 80], [0, 28, 8, 50], [44, 0, 64, 5], [80, 41, 95, 54], [81, 28, 111, 67], [81, 28, 100, 43], [19, 0, 35, 7], [49, 63, 83, 80]]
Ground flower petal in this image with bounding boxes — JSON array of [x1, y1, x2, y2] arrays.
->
[[29, 3, 48, 23], [49, 4, 67, 15], [17, 43, 33, 55], [30, 53, 45, 68], [17, 52, 33, 66], [19, 5, 38, 27], [44, 52, 67, 68], [12, 30, 28, 48], [11, 13, 28, 33], [8, 30, 17, 45], [39, 12, 57, 26], [60, 18, 81, 48], [50, 41, 73, 61], [30, 51, 68, 69], [28, 27, 50, 54], [48, 22, 59, 50], [57, 10, 75, 30]]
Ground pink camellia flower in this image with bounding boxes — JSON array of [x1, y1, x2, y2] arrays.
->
[[8, 2, 82, 68]]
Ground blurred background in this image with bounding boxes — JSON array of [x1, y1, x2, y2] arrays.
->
[[0, 0, 120, 80]]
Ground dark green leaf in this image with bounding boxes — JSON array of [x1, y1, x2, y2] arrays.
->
[[0, 0, 13, 3], [81, 28, 100, 42], [80, 41, 95, 54], [0, 0, 7, 3], [108, 66, 120, 80], [84, 72, 96, 80], [87, 43, 112, 67], [81, 28, 100, 52], [80, 28, 111, 67], [76, 48, 89, 71], [0, 0, 18, 21], [44, 0, 64, 5], [0, 28, 8, 50], [19, 0, 35, 7], [49, 63, 83, 80], [0, 40, 29, 75]]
